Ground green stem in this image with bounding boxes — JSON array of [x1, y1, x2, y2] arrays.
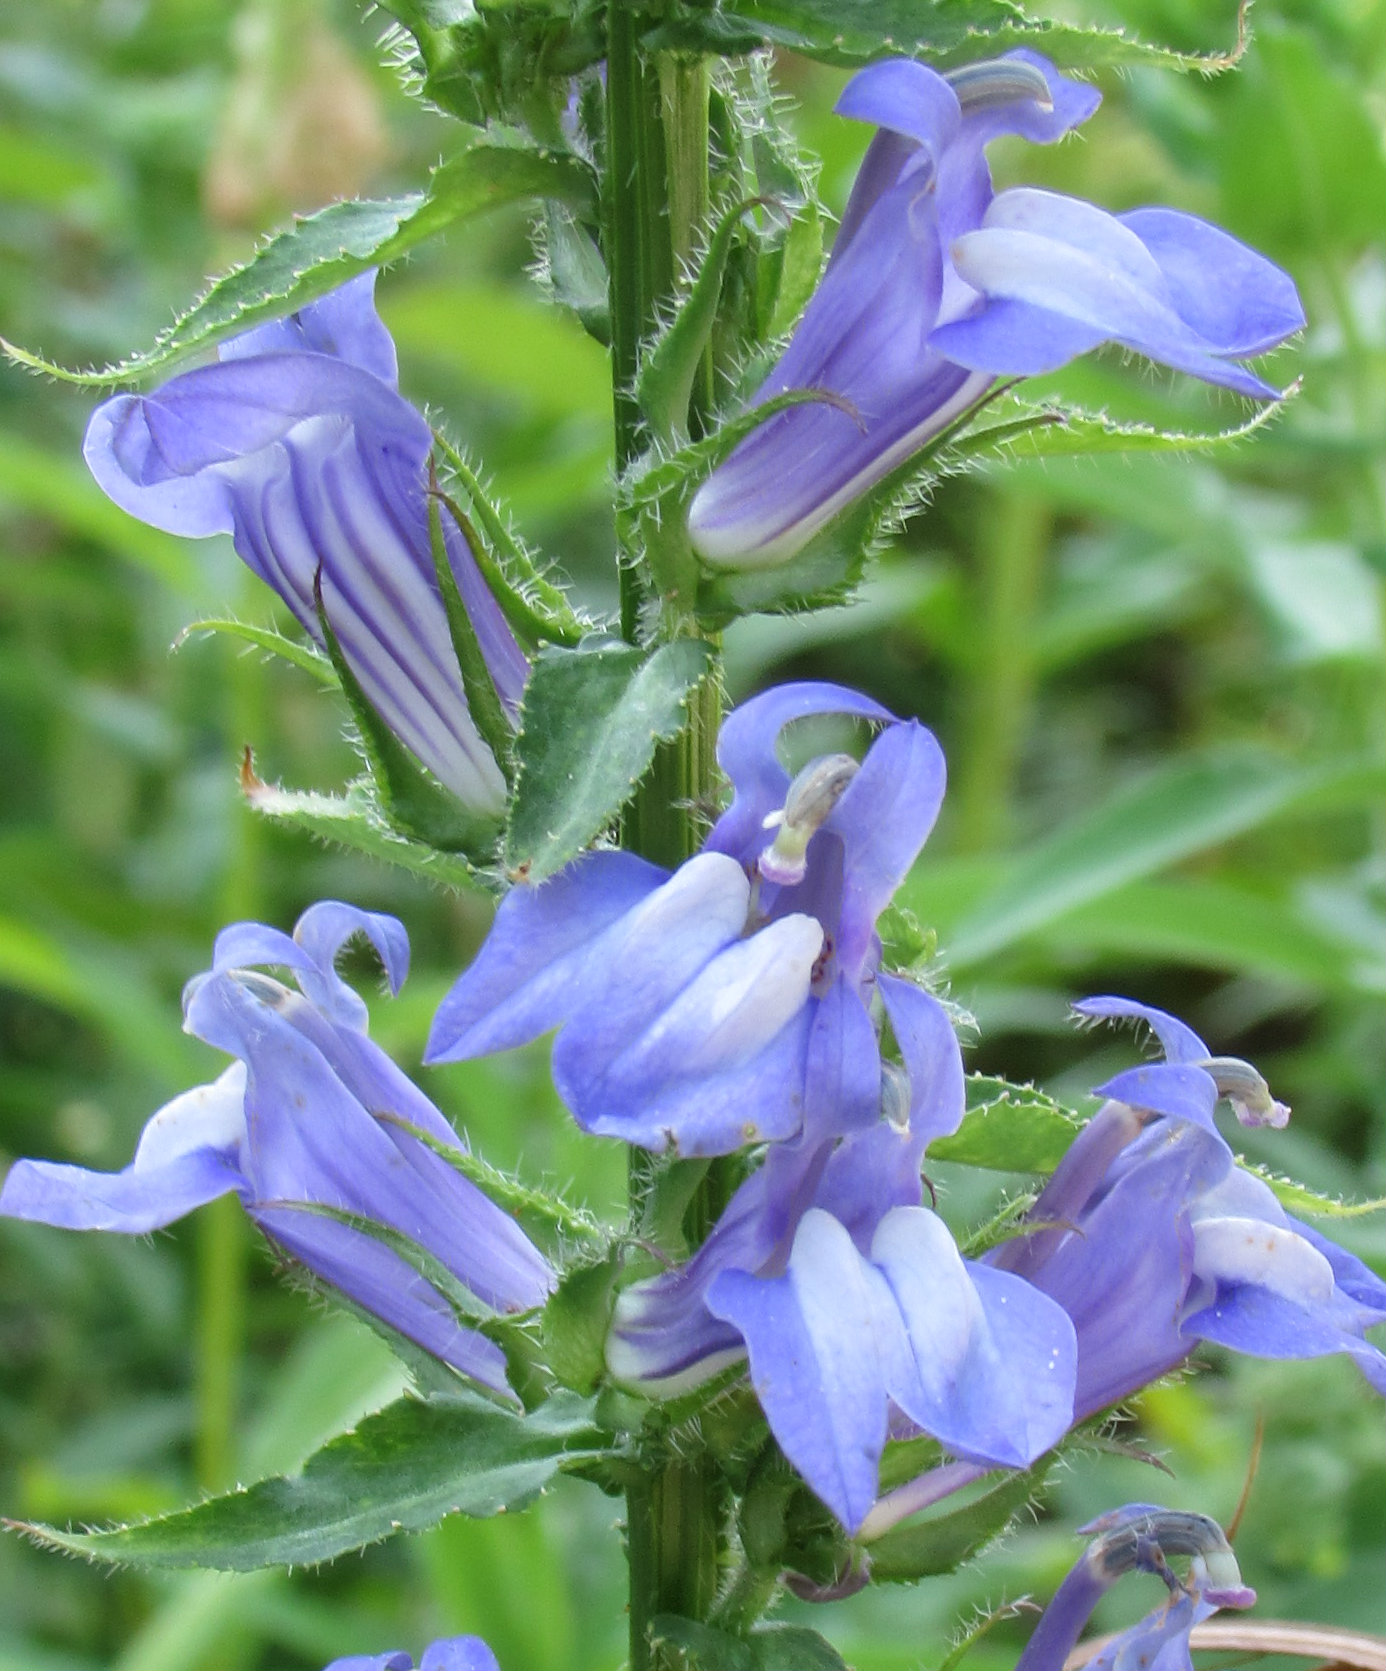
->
[[952, 489, 1052, 855], [194, 1194, 247, 1492], [194, 568, 263, 1493], [606, 5, 671, 642], [606, 17, 732, 1666]]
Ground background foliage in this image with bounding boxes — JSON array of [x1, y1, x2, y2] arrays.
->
[[0, 0, 1382, 1666]]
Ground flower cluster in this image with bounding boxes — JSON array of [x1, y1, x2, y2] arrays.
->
[[84, 274, 525, 813], [689, 52, 1304, 568], [995, 997, 1386, 1416], [0, 903, 554, 1401]]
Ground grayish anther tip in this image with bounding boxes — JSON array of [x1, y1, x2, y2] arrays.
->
[[759, 752, 859, 885], [1085, 1508, 1243, 1593], [946, 58, 1054, 114], [1201, 1056, 1291, 1128]]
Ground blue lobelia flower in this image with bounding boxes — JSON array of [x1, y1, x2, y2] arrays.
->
[[427, 680, 948, 1156], [1014, 1503, 1255, 1671], [83, 273, 527, 813], [991, 997, 1386, 1418], [0, 902, 554, 1400], [325, 1638, 499, 1671], [688, 52, 1304, 568], [607, 972, 1078, 1535]]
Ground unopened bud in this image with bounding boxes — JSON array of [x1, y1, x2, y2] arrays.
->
[[759, 753, 859, 885]]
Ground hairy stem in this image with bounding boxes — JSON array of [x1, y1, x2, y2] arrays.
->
[[606, 17, 732, 1666]]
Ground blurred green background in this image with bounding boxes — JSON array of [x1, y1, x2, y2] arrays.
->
[[0, 0, 1382, 1666]]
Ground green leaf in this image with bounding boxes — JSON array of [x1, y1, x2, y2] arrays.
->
[[909, 751, 1386, 970], [1218, 25, 1386, 261], [930, 1078, 1082, 1172], [11, 1390, 606, 1572], [864, 1464, 1049, 1581], [504, 639, 716, 882], [434, 435, 592, 648], [649, 1616, 849, 1671], [172, 618, 338, 687], [240, 768, 479, 892], [638, 198, 756, 445], [707, 0, 1252, 72], [1, 146, 596, 387], [425, 492, 515, 779], [541, 1251, 624, 1396], [1235, 1161, 1386, 1221], [947, 392, 1292, 467], [765, 199, 824, 339]]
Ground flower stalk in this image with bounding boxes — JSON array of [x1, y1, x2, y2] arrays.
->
[[605, 16, 729, 1667]]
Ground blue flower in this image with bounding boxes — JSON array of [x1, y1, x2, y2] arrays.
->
[[1014, 1503, 1255, 1671], [608, 975, 1077, 1535], [0, 902, 554, 1400], [991, 997, 1386, 1416], [84, 274, 527, 812], [688, 53, 1304, 568], [427, 681, 947, 1156], [325, 1638, 499, 1671]]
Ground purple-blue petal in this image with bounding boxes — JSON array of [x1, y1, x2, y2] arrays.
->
[[224, 273, 400, 386], [0, 1070, 248, 1233], [568, 997, 815, 1156], [187, 973, 552, 1315], [708, 1207, 896, 1533], [1073, 996, 1210, 1063], [1094, 1064, 1220, 1131], [834, 59, 960, 156], [83, 280, 526, 808], [802, 979, 881, 1143], [426, 851, 667, 1062], [936, 189, 1296, 398], [254, 1204, 515, 1397], [323, 1654, 415, 1671], [0, 1149, 244, 1235], [825, 718, 946, 979], [813, 979, 962, 1241], [1118, 208, 1306, 355], [870, 1206, 1076, 1468], [419, 1639, 503, 1671], [1184, 1285, 1386, 1396]]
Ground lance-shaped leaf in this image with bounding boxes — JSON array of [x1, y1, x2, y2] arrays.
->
[[2, 146, 597, 386], [434, 436, 590, 648], [503, 639, 716, 882], [663, 0, 1253, 74], [637, 198, 760, 446], [173, 618, 339, 687], [928, 1078, 1083, 1173], [426, 491, 516, 780], [9, 1391, 608, 1571], [240, 761, 480, 893], [944, 392, 1294, 468]]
